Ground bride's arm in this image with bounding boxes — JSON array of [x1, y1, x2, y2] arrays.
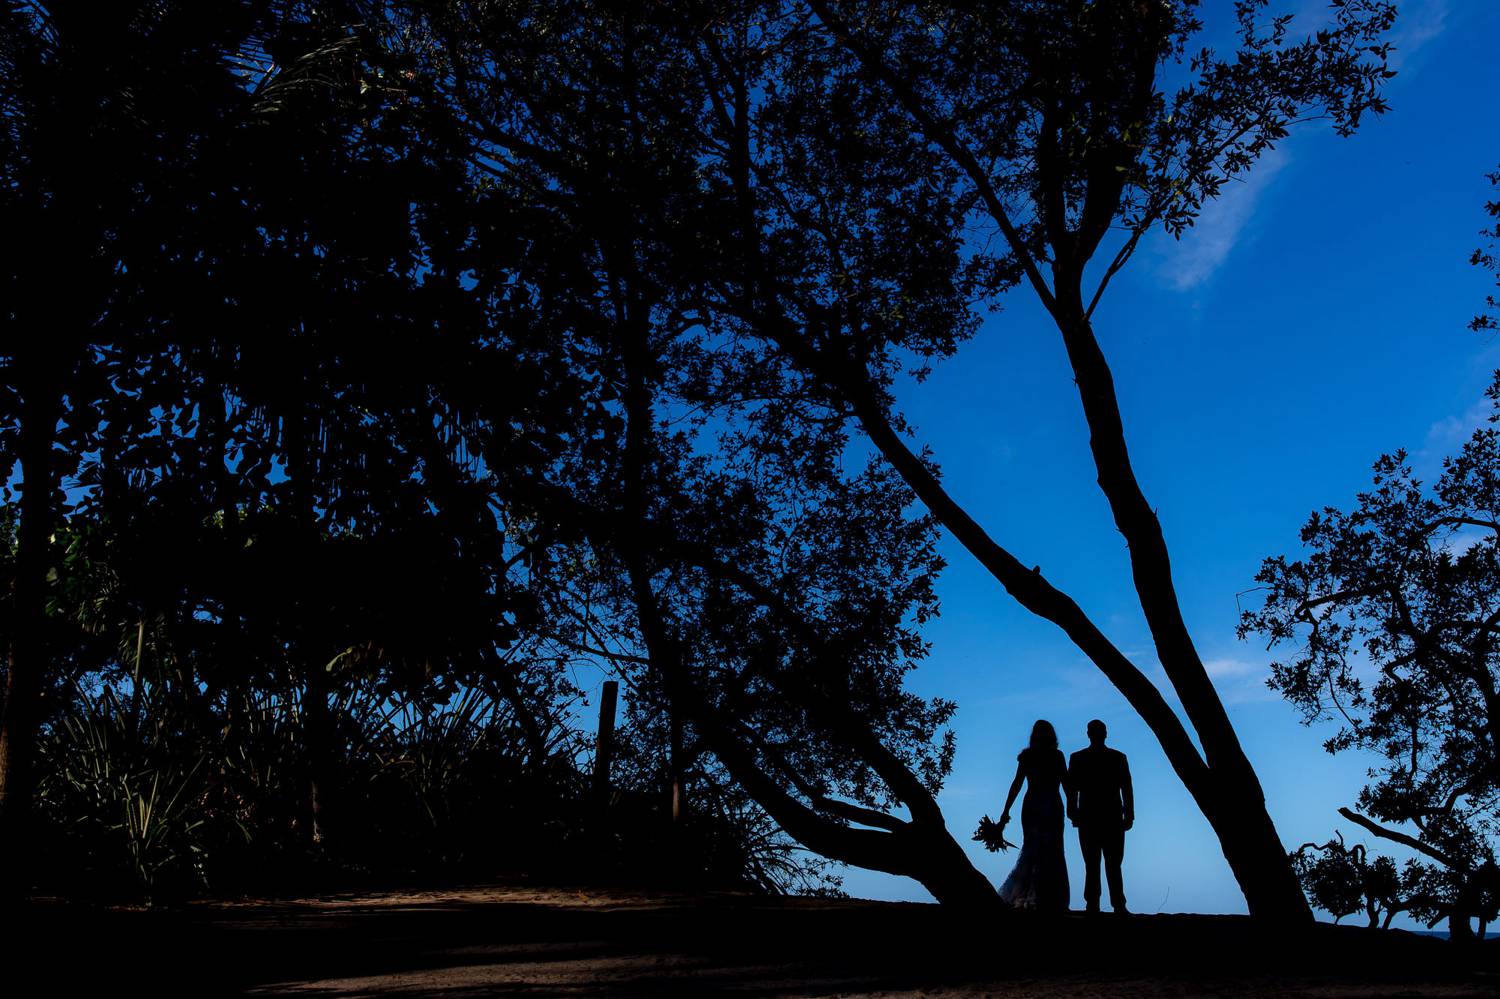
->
[[1000, 760, 1025, 825]]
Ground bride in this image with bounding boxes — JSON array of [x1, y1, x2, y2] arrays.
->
[[996, 719, 1070, 911]]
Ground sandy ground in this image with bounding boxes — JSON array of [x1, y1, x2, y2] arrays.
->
[[14, 883, 1498, 997]]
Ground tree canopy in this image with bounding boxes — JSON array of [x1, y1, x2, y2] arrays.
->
[[1242, 177, 1500, 938], [1, 0, 1407, 915]]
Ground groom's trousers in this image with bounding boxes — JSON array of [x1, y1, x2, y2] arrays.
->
[[1078, 824, 1125, 910]]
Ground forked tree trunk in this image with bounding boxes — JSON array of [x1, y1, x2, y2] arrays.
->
[[796, 0, 1311, 920], [611, 267, 996, 907], [1050, 290, 1310, 920], [701, 704, 999, 907], [616, 538, 999, 908]]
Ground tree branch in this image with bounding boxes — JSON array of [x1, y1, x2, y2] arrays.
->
[[1421, 516, 1500, 536], [804, 0, 1058, 314], [1337, 807, 1461, 871]]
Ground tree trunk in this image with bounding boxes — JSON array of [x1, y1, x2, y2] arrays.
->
[[0, 381, 61, 894], [793, 3, 1309, 919], [907, 821, 1005, 907], [699, 701, 999, 907], [847, 380, 1308, 918], [669, 707, 686, 823], [1208, 795, 1310, 920], [1449, 875, 1480, 943], [610, 271, 996, 907], [1049, 291, 1309, 920], [614, 525, 1000, 908]]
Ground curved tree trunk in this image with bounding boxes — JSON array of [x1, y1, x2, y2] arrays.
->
[[1047, 288, 1312, 921], [716, 728, 1001, 907], [612, 304, 997, 907]]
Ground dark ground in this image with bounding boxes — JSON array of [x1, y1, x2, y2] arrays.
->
[[10, 884, 1498, 997]]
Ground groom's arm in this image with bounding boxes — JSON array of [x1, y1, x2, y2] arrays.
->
[[1121, 755, 1134, 830], [1065, 755, 1078, 824]]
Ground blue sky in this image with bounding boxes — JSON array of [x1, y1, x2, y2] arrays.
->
[[832, 0, 1500, 923]]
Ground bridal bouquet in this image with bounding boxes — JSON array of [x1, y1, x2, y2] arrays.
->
[[972, 814, 1015, 852]]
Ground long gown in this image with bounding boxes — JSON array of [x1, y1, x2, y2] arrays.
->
[[997, 747, 1070, 911]]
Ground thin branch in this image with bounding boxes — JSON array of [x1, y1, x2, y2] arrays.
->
[[804, 0, 1058, 314], [1421, 516, 1500, 536], [545, 633, 653, 667]]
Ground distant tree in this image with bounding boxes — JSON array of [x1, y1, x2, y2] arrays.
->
[[1290, 831, 1410, 928], [1241, 374, 1500, 938]]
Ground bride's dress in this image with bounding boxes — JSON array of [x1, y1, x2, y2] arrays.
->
[[998, 747, 1070, 911]]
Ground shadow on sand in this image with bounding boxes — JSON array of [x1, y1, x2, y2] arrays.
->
[[12, 884, 1497, 997]]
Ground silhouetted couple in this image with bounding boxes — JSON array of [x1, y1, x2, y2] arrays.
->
[[996, 719, 1133, 914]]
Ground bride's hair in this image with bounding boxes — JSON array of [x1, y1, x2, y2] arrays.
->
[[1028, 719, 1058, 751]]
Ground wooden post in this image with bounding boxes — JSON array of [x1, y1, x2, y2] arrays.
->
[[670, 707, 685, 823], [593, 680, 619, 806]]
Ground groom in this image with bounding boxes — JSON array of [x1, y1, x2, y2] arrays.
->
[[1067, 719, 1133, 915]]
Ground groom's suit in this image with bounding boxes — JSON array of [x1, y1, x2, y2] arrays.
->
[[1067, 744, 1132, 911]]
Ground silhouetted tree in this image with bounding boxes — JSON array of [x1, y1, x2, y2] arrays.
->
[[0, 0, 537, 871], [4, 0, 953, 902], [687, 0, 1395, 919], [0, 0, 286, 878], [1242, 372, 1500, 938], [387, 1, 1400, 914], [1, 0, 1410, 914], [388, 1, 994, 902], [1291, 832, 1409, 928]]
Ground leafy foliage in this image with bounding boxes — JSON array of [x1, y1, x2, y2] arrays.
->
[[1290, 832, 1408, 928], [1470, 166, 1500, 332], [1242, 373, 1500, 934], [1, 0, 1407, 912]]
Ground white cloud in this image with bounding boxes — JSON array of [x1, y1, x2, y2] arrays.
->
[[1389, 0, 1450, 74], [1156, 149, 1290, 292], [1200, 657, 1278, 706], [1437, 529, 1487, 556], [1414, 394, 1489, 475], [1112, 652, 1275, 711], [1203, 657, 1259, 680], [1291, 0, 1449, 75], [1152, 0, 1451, 293]]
